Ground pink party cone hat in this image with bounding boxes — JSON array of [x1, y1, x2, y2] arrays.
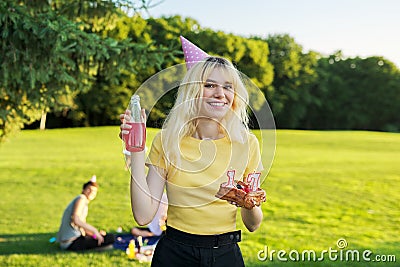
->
[[180, 36, 209, 70]]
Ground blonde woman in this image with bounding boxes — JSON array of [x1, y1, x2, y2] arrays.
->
[[120, 55, 265, 266]]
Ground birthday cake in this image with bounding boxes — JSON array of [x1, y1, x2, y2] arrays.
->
[[215, 180, 266, 209]]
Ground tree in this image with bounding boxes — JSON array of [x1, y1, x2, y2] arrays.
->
[[304, 53, 400, 131], [265, 34, 319, 129], [1, 1, 113, 140], [0, 0, 174, 141]]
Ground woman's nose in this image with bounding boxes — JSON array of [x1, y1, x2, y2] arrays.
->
[[213, 85, 224, 97]]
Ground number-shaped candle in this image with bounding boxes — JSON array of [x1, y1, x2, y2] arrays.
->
[[226, 170, 236, 187], [246, 172, 261, 191]]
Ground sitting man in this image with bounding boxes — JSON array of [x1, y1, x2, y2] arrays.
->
[[56, 175, 115, 251]]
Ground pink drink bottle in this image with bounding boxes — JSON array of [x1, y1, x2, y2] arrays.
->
[[124, 95, 146, 152]]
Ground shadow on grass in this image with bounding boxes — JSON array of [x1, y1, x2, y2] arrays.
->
[[0, 233, 66, 255]]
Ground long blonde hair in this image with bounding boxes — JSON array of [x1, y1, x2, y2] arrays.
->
[[161, 56, 250, 169]]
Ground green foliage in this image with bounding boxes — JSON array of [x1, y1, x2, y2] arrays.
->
[[0, 1, 104, 137], [0, 0, 178, 140], [265, 34, 319, 128], [52, 3, 180, 127], [0, 128, 399, 266], [304, 53, 400, 131], [186, 30, 274, 90], [1, 0, 400, 143]]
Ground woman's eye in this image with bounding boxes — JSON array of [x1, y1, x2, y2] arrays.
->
[[204, 83, 233, 91], [204, 83, 217, 88]]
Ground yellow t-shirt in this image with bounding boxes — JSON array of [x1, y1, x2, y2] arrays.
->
[[146, 132, 262, 235]]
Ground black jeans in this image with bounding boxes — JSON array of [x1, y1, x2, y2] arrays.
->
[[151, 227, 245, 267], [67, 233, 115, 251]]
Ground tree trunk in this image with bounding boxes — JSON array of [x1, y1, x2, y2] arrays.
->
[[40, 111, 47, 130]]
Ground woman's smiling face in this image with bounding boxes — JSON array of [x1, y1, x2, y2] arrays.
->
[[198, 68, 234, 120]]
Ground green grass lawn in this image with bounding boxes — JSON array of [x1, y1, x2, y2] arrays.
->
[[0, 127, 398, 266]]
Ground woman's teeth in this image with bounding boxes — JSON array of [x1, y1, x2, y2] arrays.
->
[[209, 102, 225, 107]]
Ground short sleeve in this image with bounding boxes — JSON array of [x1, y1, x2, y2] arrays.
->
[[145, 132, 167, 170]]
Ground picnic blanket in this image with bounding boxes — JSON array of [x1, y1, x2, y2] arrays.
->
[[113, 233, 162, 251]]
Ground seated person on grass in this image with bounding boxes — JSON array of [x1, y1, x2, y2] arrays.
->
[[56, 175, 115, 251]]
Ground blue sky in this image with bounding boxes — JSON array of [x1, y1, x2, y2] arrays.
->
[[144, 0, 400, 67]]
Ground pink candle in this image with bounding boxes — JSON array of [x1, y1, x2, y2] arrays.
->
[[246, 172, 261, 191], [226, 170, 235, 187]]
